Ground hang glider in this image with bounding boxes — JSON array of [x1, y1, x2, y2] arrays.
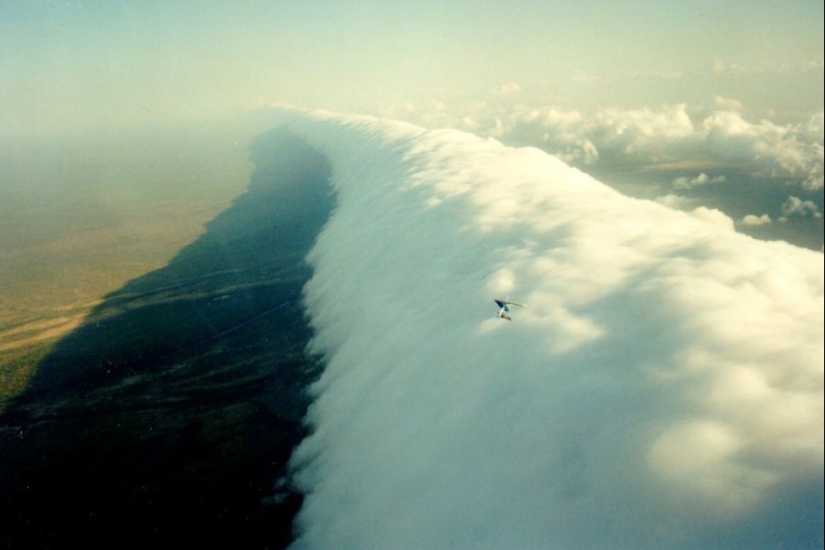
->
[[494, 298, 525, 321]]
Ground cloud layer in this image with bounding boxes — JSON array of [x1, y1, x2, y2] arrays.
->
[[278, 111, 823, 549], [381, 99, 825, 191], [371, 96, 824, 250]]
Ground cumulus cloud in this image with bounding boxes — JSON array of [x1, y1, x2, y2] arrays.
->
[[379, 99, 825, 191], [276, 111, 823, 549], [688, 206, 735, 231], [654, 193, 699, 211], [672, 172, 727, 190], [740, 213, 773, 226], [782, 195, 823, 219], [714, 95, 745, 112]]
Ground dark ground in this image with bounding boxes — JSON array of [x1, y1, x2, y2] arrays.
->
[[0, 130, 334, 549]]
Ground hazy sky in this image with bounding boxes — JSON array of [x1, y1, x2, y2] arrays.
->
[[1, 0, 822, 137]]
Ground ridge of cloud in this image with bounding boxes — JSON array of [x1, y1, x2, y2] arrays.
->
[[277, 110, 823, 549]]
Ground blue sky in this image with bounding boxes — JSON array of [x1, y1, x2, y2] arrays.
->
[[1, 0, 822, 136]]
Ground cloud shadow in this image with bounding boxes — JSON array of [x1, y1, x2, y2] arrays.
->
[[0, 129, 333, 548]]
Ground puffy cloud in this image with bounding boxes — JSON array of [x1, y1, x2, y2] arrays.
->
[[570, 107, 821, 190], [782, 195, 823, 219], [688, 206, 735, 231], [672, 173, 727, 190], [277, 111, 823, 549], [700, 111, 822, 187], [379, 98, 824, 191], [654, 193, 699, 211], [740, 213, 773, 226], [714, 95, 745, 112]]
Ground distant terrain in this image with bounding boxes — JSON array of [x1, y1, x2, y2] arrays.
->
[[0, 128, 334, 548]]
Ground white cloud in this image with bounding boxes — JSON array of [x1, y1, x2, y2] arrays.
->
[[782, 195, 823, 218], [276, 111, 823, 549], [672, 172, 727, 190], [740, 214, 773, 226], [654, 193, 698, 210], [689, 206, 735, 231], [714, 95, 745, 112], [378, 99, 824, 190]]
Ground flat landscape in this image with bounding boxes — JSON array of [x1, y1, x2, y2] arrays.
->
[[0, 128, 333, 548]]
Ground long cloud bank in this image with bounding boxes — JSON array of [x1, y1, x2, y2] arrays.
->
[[276, 111, 823, 549]]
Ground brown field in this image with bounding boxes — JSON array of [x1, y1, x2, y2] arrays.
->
[[0, 127, 334, 548], [0, 125, 255, 405]]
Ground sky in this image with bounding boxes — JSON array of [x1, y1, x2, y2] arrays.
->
[[2, 2, 822, 250], [0, 1, 822, 136], [280, 111, 823, 549]]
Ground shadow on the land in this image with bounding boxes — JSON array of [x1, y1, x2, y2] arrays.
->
[[0, 130, 333, 549]]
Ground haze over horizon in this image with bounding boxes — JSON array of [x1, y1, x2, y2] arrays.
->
[[1, 1, 822, 136], [2, 1, 822, 250]]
